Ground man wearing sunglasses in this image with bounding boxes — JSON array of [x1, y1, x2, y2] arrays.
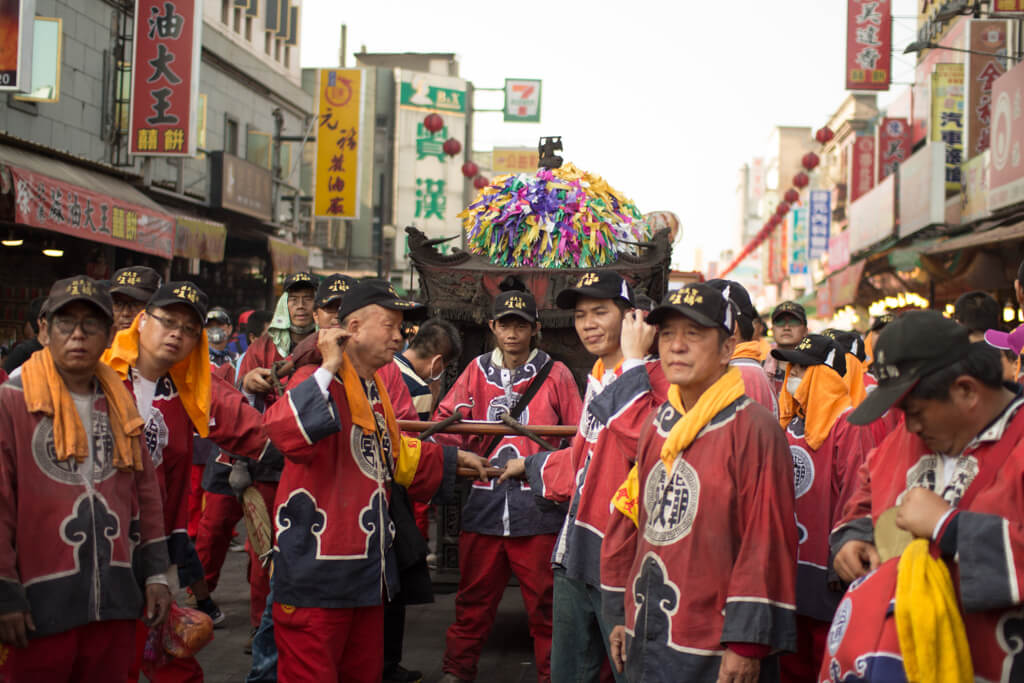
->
[[763, 301, 809, 397]]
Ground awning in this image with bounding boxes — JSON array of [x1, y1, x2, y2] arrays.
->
[[923, 220, 1024, 254], [268, 235, 309, 273], [0, 143, 175, 259], [174, 215, 227, 262]]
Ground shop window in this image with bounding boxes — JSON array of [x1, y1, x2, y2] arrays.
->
[[224, 115, 239, 156], [274, 37, 281, 62], [221, 0, 231, 23], [245, 16, 253, 41], [265, 30, 272, 55], [14, 18, 62, 103], [247, 128, 271, 169], [233, 7, 242, 33]]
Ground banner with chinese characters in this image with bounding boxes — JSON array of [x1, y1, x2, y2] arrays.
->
[[877, 117, 910, 181], [789, 207, 809, 276], [846, 0, 891, 91], [988, 59, 1024, 211], [313, 69, 362, 219], [848, 135, 876, 203], [393, 69, 468, 269], [992, 0, 1024, 14], [808, 190, 831, 259], [967, 20, 1009, 159], [8, 165, 175, 258], [129, 0, 202, 156], [493, 147, 538, 175], [931, 63, 965, 192]]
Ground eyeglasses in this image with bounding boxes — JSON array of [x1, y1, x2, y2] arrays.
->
[[148, 312, 202, 338], [112, 299, 145, 312], [51, 315, 108, 337]]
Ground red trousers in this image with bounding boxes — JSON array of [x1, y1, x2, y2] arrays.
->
[[0, 619, 136, 683], [187, 465, 204, 539], [128, 619, 204, 683], [779, 615, 829, 683], [443, 531, 557, 682], [273, 603, 384, 683], [194, 483, 275, 627]]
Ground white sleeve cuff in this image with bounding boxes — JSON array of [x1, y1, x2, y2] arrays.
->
[[313, 367, 334, 400], [621, 358, 646, 374], [145, 574, 169, 586], [932, 508, 956, 541]]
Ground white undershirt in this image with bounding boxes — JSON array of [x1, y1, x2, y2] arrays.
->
[[70, 391, 95, 487], [132, 370, 158, 424]]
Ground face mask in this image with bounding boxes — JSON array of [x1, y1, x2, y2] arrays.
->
[[206, 328, 228, 344], [428, 358, 445, 383], [786, 375, 802, 396]]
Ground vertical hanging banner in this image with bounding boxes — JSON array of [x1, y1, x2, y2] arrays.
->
[[846, 0, 892, 91], [808, 190, 832, 259], [0, 0, 34, 91], [931, 63, 965, 192], [967, 20, 1009, 158], [789, 207, 809, 276], [877, 117, 910, 180], [129, 0, 202, 156], [313, 69, 363, 219], [848, 135, 876, 203]]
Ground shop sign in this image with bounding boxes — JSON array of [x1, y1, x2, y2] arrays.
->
[[912, 17, 968, 146], [828, 228, 851, 272], [990, 59, 1024, 211], [849, 135, 876, 203], [846, 0, 891, 91], [504, 78, 542, 123], [849, 172, 895, 254], [877, 117, 910, 181], [767, 219, 788, 284], [789, 208, 809, 276], [0, 0, 34, 92], [268, 235, 309, 274], [830, 261, 866, 308], [210, 152, 272, 221], [931, 63, 965, 192], [399, 76, 465, 113], [967, 21, 1009, 158], [808, 190, 831, 259], [174, 216, 226, 262], [899, 143, 946, 238], [313, 69, 363, 219], [493, 147, 537, 175], [961, 151, 990, 223], [8, 165, 174, 258], [129, 0, 202, 156], [991, 0, 1024, 15]]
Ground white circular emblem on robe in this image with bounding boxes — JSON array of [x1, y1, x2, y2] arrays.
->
[[643, 458, 700, 545], [349, 411, 392, 481], [790, 445, 815, 499], [828, 598, 852, 655], [144, 409, 169, 467]]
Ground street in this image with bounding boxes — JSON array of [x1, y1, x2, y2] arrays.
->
[[195, 544, 539, 682]]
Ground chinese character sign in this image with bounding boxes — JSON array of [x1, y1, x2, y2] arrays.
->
[[314, 69, 362, 220], [968, 21, 1009, 158], [991, 0, 1024, 14], [129, 0, 201, 156], [849, 135, 876, 203], [931, 63, 965, 192], [493, 147, 537, 175], [808, 190, 831, 259], [0, 0, 34, 92], [988, 59, 1024, 211], [504, 79, 541, 123], [846, 0, 891, 91], [877, 117, 910, 181], [789, 208, 809, 276]]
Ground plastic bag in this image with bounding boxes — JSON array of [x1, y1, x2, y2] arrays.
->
[[142, 603, 214, 674]]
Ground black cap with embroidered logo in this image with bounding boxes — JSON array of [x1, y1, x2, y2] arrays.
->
[[771, 334, 847, 377], [848, 310, 972, 425], [493, 290, 538, 323], [771, 300, 807, 326], [283, 271, 316, 293], [336, 279, 425, 322], [316, 274, 355, 309], [46, 275, 114, 322], [823, 329, 867, 363], [870, 312, 894, 332], [707, 279, 757, 320], [148, 281, 209, 324], [647, 283, 736, 334], [109, 266, 162, 303], [555, 271, 635, 310]]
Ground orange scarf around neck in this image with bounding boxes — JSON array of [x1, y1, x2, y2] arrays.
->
[[843, 354, 868, 407], [591, 357, 624, 381], [733, 341, 763, 361], [340, 351, 401, 460], [779, 363, 851, 451]]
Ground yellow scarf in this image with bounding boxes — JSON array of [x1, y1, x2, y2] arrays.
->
[[778, 364, 851, 451], [591, 357, 623, 380], [895, 539, 973, 683], [732, 341, 763, 362], [340, 351, 401, 464], [103, 314, 213, 438], [757, 337, 772, 362], [22, 346, 146, 471], [843, 354, 868, 407], [864, 334, 874, 365], [613, 368, 745, 527]]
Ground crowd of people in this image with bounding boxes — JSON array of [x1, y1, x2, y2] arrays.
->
[[1, 260, 1023, 683]]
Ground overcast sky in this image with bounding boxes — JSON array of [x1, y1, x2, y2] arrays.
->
[[301, 0, 918, 270]]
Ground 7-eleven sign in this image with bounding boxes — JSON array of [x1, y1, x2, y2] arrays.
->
[[504, 79, 542, 123]]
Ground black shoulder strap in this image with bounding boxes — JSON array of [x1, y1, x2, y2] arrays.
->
[[480, 358, 554, 459]]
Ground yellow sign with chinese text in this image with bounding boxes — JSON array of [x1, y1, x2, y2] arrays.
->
[[931, 63, 964, 193], [314, 69, 362, 219], [492, 147, 538, 175]]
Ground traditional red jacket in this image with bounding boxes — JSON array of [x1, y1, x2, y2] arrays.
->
[[601, 396, 798, 680], [784, 411, 873, 622], [263, 364, 457, 608], [237, 333, 291, 411], [824, 393, 1024, 683], [0, 375, 169, 638], [731, 357, 778, 417], [524, 359, 669, 587], [433, 349, 581, 536], [861, 373, 903, 446]]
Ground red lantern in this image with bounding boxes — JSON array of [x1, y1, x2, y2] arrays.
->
[[768, 214, 780, 227], [473, 175, 489, 190], [461, 161, 479, 178], [802, 152, 821, 171], [776, 203, 790, 217], [784, 188, 800, 204], [423, 113, 444, 133], [815, 127, 834, 144], [792, 172, 810, 189], [443, 138, 462, 157]]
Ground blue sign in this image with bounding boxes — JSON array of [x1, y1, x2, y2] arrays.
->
[[808, 190, 831, 259]]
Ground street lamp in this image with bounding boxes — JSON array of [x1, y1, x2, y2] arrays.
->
[[903, 40, 1021, 63]]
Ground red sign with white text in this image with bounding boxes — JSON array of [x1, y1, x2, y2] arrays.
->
[[968, 20, 1009, 158], [877, 117, 910, 181], [989, 59, 1024, 211], [846, 0, 891, 91], [129, 0, 201, 156], [849, 136, 876, 203]]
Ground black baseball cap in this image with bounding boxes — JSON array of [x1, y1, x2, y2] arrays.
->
[[556, 271, 635, 310], [823, 329, 867, 363], [707, 279, 757, 320], [648, 283, 736, 334], [148, 281, 209, 324], [283, 272, 316, 293], [493, 290, 537, 323], [336, 279, 425, 322], [206, 306, 231, 326], [772, 301, 807, 325], [110, 266, 162, 302], [848, 310, 971, 425], [46, 276, 114, 322], [771, 334, 847, 377], [870, 313, 894, 332], [316, 274, 355, 309]]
